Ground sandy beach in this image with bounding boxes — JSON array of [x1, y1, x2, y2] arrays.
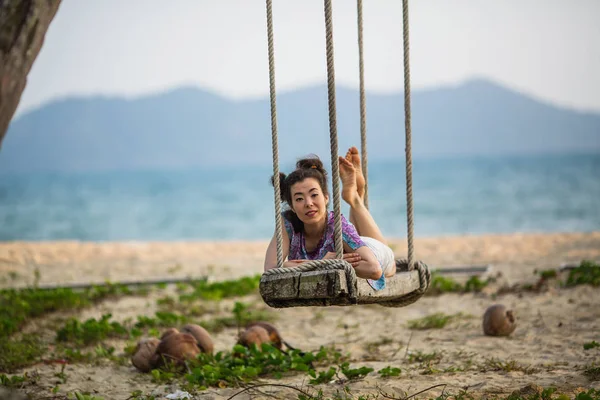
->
[[1, 231, 600, 399], [2, 232, 599, 289]]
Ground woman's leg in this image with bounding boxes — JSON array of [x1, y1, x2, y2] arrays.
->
[[339, 149, 396, 278], [339, 147, 387, 245], [362, 237, 397, 278]]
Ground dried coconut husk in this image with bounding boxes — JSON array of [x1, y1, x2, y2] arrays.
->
[[180, 323, 214, 354], [131, 338, 161, 372], [151, 332, 200, 368], [483, 304, 517, 336], [237, 325, 271, 349], [245, 321, 283, 349], [160, 327, 179, 340]]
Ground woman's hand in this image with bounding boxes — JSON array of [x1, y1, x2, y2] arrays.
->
[[323, 252, 362, 267], [324, 249, 382, 280]]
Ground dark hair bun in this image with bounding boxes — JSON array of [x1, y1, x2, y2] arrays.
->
[[296, 155, 326, 175]]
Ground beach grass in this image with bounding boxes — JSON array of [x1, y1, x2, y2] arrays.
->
[[0, 240, 599, 399]]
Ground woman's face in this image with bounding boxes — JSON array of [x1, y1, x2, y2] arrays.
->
[[289, 177, 329, 225]]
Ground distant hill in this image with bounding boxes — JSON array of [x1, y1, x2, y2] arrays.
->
[[1, 78, 599, 172]]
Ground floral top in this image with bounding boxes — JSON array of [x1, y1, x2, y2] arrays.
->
[[284, 211, 365, 260], [283, 211, 387, 291]]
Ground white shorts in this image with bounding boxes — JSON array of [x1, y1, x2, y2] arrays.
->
[[360, 236, 395, 276]]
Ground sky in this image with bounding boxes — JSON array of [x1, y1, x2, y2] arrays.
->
[[16, 0, 600, 116]]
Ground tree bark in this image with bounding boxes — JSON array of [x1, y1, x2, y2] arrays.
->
[[0, 0, 61, 148]]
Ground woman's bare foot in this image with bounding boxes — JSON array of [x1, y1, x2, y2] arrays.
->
[[346, 146, 365, 199], [338, 156, 361, 206]]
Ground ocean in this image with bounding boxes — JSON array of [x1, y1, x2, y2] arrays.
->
[[1, 153, 599, 242]]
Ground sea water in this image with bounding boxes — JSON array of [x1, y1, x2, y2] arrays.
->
[[1, 153, 598, 241]]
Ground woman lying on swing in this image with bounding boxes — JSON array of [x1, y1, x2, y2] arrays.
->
[[264, 146, 397, 289]]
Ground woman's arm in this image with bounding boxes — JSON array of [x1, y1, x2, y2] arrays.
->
[[263, 217, 292, 271], [338, 214, 383, 280], [322, 243, 382, 280]]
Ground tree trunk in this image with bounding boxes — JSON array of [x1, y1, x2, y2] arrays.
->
[[0, 0, 61, 148]]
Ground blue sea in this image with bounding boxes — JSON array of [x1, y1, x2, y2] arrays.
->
[[1, 153, 599, 242]]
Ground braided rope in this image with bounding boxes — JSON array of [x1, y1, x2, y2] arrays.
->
[[263, 258, 352, 275], [402, 0, 414, 269], [260, 0, 428, 310], [323, 0, 343, 259], [356, 0, 369, 210], [265, 0, 283, 268]]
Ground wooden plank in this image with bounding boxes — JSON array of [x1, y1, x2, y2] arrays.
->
[[431, 265, 492, 276], [259, 271, 301, 301], [559, 261, 599, 272], [298, 270, 348, 299], [356, 270, 420, 304], [20, 276, 209, 291], [260, 268, 422, 307], [260, 270, 352, 306]]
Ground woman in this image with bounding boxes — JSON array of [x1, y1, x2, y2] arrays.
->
[[263, 147, 396, 289]]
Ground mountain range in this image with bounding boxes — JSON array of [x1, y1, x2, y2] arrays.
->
[[1, 78, 599, 173]]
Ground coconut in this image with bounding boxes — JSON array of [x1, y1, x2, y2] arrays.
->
[[131, 337, 161, 372], [180, 323, 214, 354], [245, 321, 283, 349], [483, 304, 517, 336], [237, 325, 271, 349], [152, 332, 201, 368], [160, 327, 179, 340]]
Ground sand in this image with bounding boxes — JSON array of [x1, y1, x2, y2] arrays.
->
[[1, 232, 600, 399]]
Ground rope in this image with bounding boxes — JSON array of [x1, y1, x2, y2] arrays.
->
[[356, 0, 369, 210], [263, 258, 353, 276], [265, 0, 283, 268], [402, 0, 414, 270], [323, 0, 343, 259], [259, 0, 430, 309]]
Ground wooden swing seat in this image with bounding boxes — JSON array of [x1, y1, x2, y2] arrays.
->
[[260, 259, 430, 308]]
